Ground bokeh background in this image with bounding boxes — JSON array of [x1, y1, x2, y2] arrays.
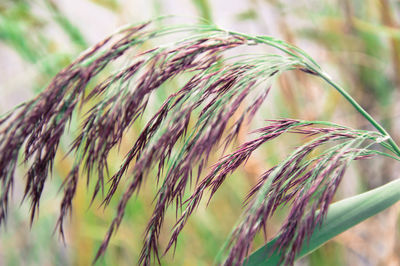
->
[[1, 0, 400, 265]]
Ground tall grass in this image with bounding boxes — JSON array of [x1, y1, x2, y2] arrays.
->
[[0, 18, 399, 265]]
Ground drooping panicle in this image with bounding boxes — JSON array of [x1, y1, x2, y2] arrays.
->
[[0, 19, 395, 266], [94, 38, 307, 264], [0, 22, 152, 227], [221, 125, 384, 265]]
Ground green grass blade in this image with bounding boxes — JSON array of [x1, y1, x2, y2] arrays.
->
[[192, 0, 213, 23], [245, 178, 400, 265]]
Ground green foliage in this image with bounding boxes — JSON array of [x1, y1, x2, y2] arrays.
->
[[246, 178, 400, 265]]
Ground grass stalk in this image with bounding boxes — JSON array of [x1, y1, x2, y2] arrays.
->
[[314, 69, 400, 157]]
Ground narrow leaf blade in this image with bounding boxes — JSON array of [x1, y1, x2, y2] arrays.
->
[[245, 178, 400, 265]]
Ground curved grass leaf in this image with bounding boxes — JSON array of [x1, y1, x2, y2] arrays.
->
[[245, 178, 400, 265]]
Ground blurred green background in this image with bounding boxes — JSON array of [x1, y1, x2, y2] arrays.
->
[[1, 0, 400, 265]]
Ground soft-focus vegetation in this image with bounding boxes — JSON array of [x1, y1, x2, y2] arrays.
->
[[1, 1, 400, 265]]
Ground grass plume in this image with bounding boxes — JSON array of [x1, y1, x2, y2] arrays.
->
[[0, 18, 399, 265]]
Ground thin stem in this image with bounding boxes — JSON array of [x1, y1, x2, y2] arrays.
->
[[217, 27, 400, 157], [312, 68, 400, 157]]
